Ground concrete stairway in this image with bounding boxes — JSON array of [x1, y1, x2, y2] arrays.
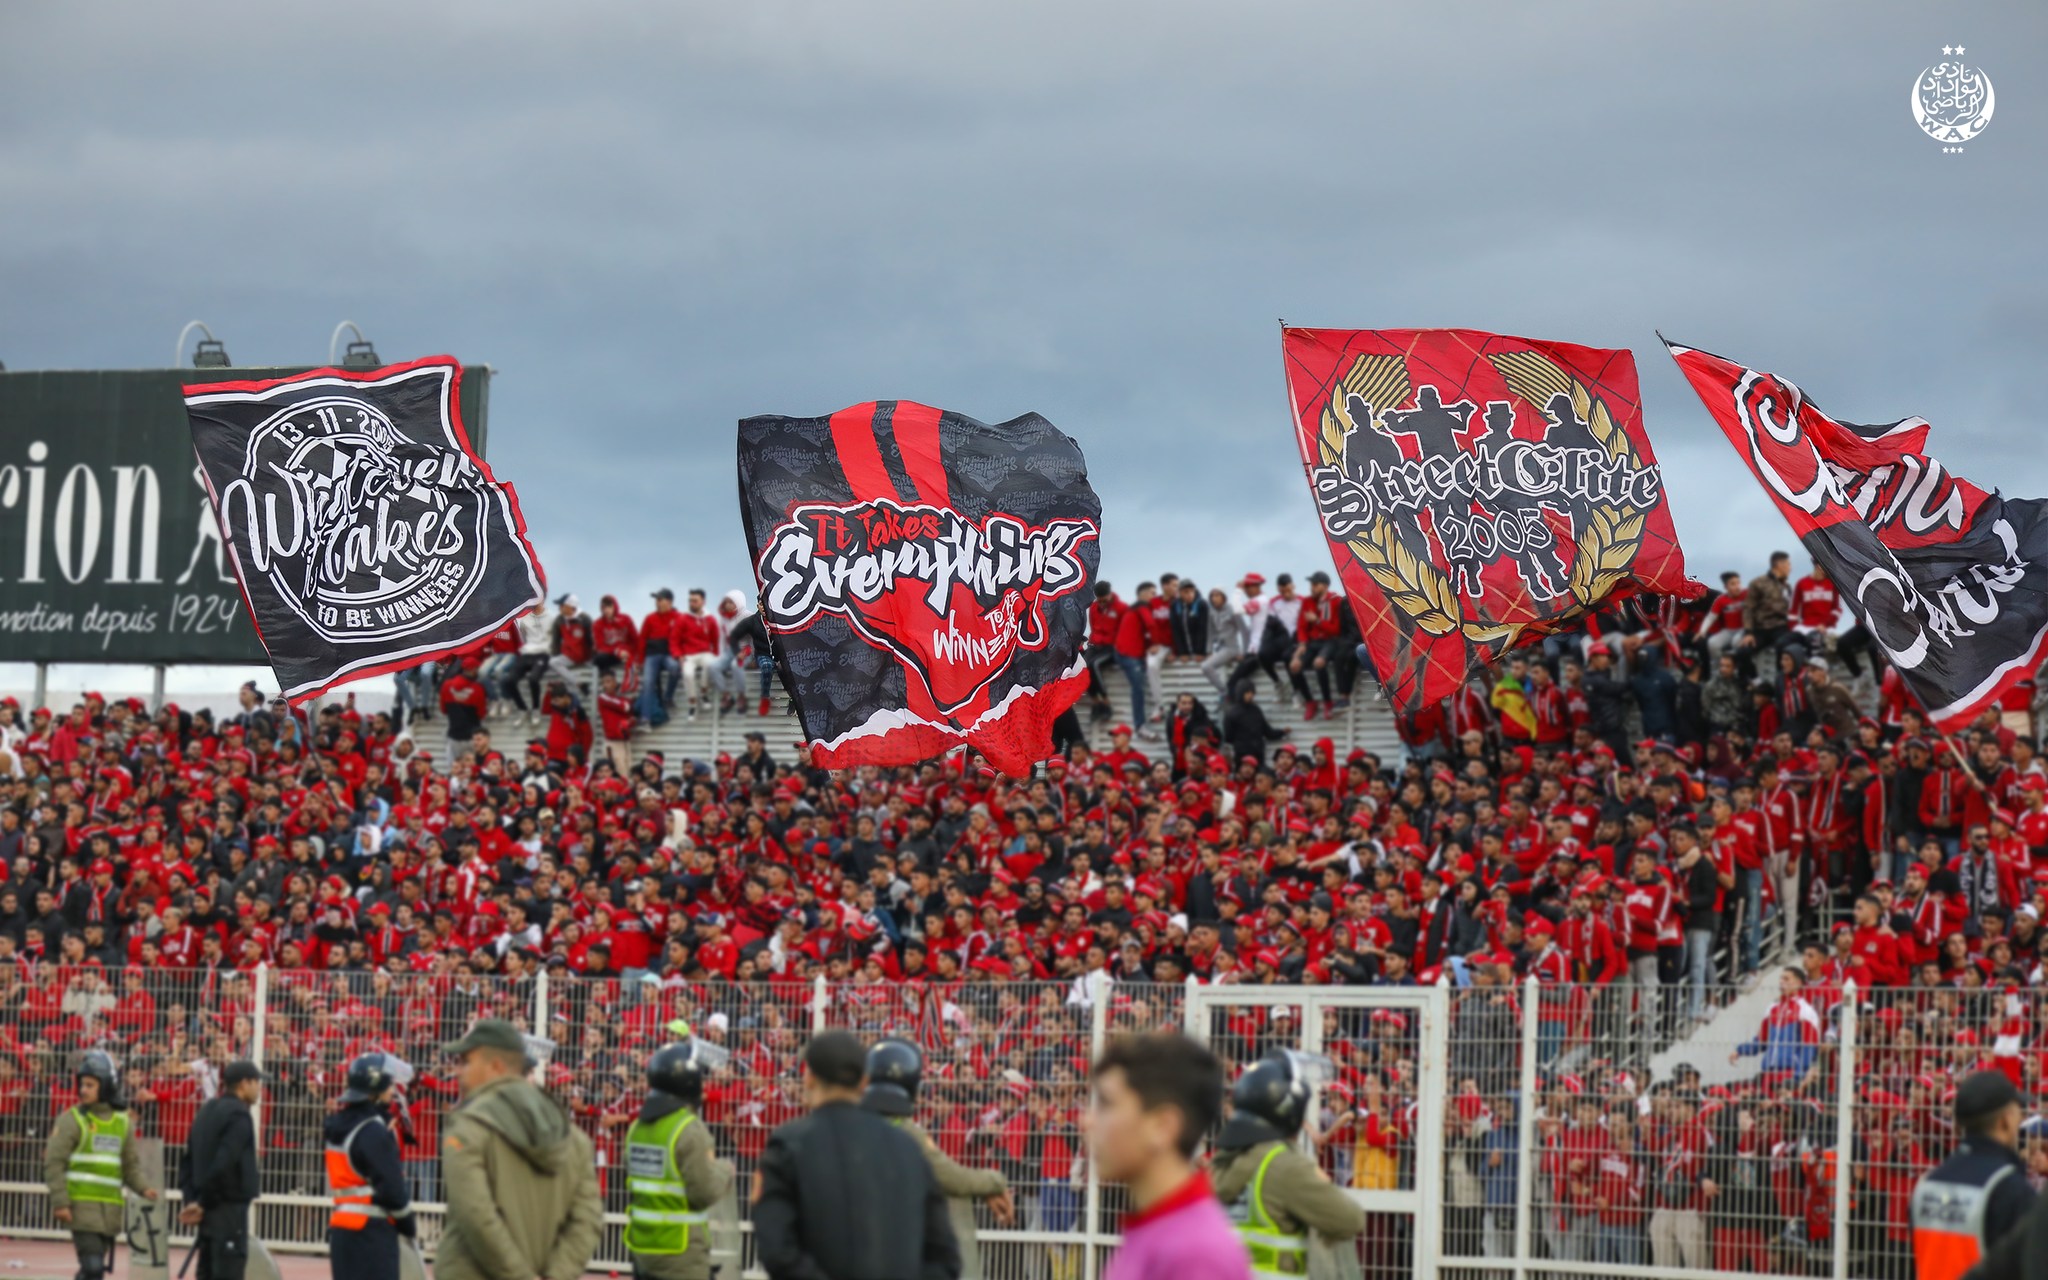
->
[[480, 661, 1406, 772]]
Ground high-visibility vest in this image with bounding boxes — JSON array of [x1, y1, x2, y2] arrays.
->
[[325, 1118, 389, 1230], [1911, 1164, 2020, 1280], [1228, 1146, 1308, 1280], [65, 1108, 129, 1206], [625, 1109, 707, 1256]]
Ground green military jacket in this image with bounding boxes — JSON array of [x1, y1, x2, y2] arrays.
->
[[436, 1077, 605, 1280], [1212, 1140, 1366, 1242]]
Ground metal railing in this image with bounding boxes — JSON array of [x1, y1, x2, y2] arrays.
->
[[0, 964, 1148, 1279], [2, 965, 2018, 1280]]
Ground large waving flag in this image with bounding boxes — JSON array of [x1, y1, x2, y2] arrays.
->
[[1668, 338, 2048, 731], [1283, 327, 1697, 716], [738, 401, 1101, 776], [183, 357, 543, 706]]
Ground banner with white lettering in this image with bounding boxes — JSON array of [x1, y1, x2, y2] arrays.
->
[[1283, 327, 1697, 715], [1668, 338, 2048, 730], [737, 401, 1101, 776], [183, 356, 544, 705], [0, 365, 492, 665]]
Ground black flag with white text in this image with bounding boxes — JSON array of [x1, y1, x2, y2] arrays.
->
[[1670, 339, 2048, 732], [184, 356, 545, 706]]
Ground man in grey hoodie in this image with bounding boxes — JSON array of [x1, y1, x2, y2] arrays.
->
[[436, 1021, 604, 1280]]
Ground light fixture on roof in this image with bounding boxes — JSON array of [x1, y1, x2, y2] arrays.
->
[[176, 320, 231, 368], [329, 321, 380, 369]]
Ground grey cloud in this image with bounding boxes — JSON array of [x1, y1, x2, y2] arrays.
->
[[0, 0, 2042, 613]]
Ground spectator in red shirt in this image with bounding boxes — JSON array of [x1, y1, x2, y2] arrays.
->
[[1083, 581, 1129, 723], [545, 594, 595, 693], [1112, 582, 1172, 737], [638, 588, 684, 725], [1288, 571, 1351, 721], [1790, 560, 1839, 639], [591, 594, 640, 679], [674, 588, 725, 720], [1698, 571, 1748, 667]]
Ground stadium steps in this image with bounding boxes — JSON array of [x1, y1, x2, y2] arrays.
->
[[477, 661, 1406, 771], [1653, 970, 1781, 1089]]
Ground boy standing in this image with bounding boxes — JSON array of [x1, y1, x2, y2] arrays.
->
[[1087, 1033, 1248, 1280]]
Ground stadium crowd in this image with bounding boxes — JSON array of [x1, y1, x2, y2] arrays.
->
[[3, 550, 2048, 1275]]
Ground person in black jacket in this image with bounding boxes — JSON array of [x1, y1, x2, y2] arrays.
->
[[1968, 1190, 2048, 1280], [179, 1061, 264, 1280], [1221, 685, 1287, 766], [1581, 644, 1630, 758], [753, 1030, 959, 1280], [723, 605, 776, 716]]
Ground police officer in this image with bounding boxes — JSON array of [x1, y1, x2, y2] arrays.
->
[[44, 1051, 160, 1280], [1211, 1052, 1364, 1280], [861, 1039, 1013, 1280], [179, 1060, 264, 1280], [325, 1054, 416, 1280], [752, 1030, 957, 1280], [625, 1042, 734, 1280], [1912, 1070, 2036, 1280]]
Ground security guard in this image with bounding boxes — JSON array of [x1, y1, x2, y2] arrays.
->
[[179, 1060, 264, 1280], [1912, 1070, 2037, 1280], [625, 1042, 734, 1280], [1211, 1052, 1364, 1280], [44, 1051, 160, 1280], [861, 1039, 1013, 1280], [325, 1054, 416, 1280]]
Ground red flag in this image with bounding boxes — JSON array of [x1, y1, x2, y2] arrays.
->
[[1282, 327, 1697, 715], [1667, 338, 2048, 731]]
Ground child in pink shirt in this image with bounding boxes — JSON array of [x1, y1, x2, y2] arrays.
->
[[1089, 1033, 1251, 1280]]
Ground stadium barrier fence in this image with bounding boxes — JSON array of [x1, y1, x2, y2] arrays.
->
[[0, 962, 1961, 1280]]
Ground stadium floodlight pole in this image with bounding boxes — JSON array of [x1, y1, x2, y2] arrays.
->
[[175, 320, 230, 368], [328, 320, 380, 369]]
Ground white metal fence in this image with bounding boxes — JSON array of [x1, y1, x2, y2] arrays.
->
[[0, 963, 2004, 1280], [0, 964, 1157, 1280]]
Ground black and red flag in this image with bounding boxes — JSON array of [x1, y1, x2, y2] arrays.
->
[[1282, 327, 1696, 716], [183, 356, 545, 707], [737, 401, 1101, 776], [1668, 339, 2048, 731]]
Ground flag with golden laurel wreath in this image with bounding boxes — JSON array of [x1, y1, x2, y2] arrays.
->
[[1282, 327, 1699, 715]]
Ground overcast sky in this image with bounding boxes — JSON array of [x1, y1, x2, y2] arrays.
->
[[2, 1, 2041, 697]]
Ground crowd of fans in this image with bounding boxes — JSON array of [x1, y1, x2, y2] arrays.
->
[[3, 548, 2048, 1274]]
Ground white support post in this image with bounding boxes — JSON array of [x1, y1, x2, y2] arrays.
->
[[1083, 974, 1109, 1280], [251, 963, 269, 1149], [529, 966, 552, 1085], [1411, 981, 1449, 1280], [1513, 975, 1539, 1280], [810, 974, 829, 1034], [1832, 981, 1857, 1280]]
